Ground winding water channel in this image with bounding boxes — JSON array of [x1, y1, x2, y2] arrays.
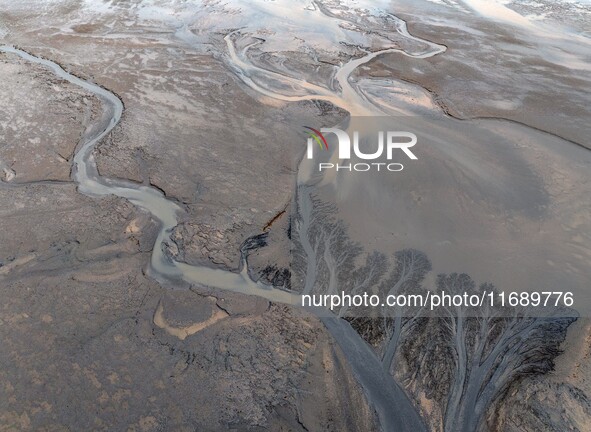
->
[[1, 18, 446, 431]]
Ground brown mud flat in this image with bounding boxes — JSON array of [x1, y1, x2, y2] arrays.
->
[[0, 0, 589, 431]]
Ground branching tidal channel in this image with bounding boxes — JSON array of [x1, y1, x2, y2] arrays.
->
[[0, 11, 575, 431]]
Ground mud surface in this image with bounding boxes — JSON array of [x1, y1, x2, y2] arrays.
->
[[0, 1, 590, 431]]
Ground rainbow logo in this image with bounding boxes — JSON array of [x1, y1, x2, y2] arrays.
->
[[304, 126, 328, 150]]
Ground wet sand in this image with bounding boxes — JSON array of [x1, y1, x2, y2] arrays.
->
[[0, 0, 589, 430]]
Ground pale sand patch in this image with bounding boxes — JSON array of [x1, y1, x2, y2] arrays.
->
[[153, 298, 228, 341], [554, 318, 591, 394], [125, 218, 141, 234], [0, 253, 36, 275]]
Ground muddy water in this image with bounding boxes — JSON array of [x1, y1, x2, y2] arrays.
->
[[0, 44, 301, 304], [0, 11, 447, 309], [6, 1, 587, 427], [0, 15, 442, 428], [220, 3, 591, 316]]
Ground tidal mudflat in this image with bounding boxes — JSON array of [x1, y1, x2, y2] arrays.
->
[[0, 0, 589, 431]]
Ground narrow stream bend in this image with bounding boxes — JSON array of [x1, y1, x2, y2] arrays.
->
[[0, 44, 299, 304], [0, 23, 443, 430]]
